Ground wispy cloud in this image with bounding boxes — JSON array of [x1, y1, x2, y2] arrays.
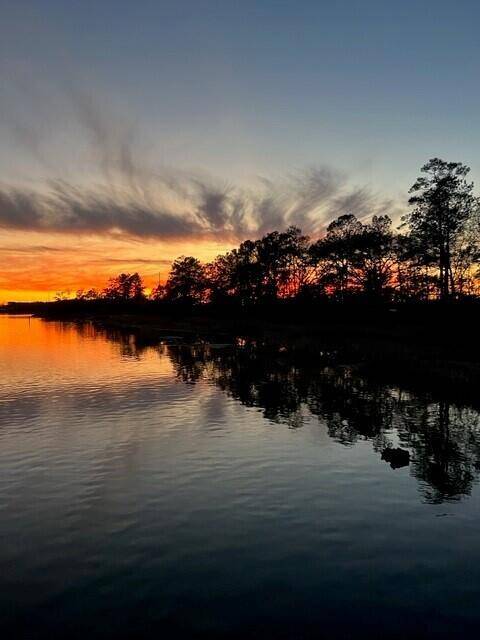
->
[[0, 169, 398, 241], [0, 81, 400, 241]]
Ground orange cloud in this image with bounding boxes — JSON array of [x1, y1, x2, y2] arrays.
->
[[0, 230, 233, 302]]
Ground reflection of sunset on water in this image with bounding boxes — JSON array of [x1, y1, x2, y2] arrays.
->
[[0, 315, 175, 396]]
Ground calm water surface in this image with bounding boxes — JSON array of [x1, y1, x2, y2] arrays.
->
[[1, 315, 480, 638]]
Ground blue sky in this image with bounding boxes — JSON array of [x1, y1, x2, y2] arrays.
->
[[1, 0, 480, 194]]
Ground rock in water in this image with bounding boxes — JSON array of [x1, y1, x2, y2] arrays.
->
[[381, 447, 410, 469]]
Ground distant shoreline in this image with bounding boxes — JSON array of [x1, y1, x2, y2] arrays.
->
[[3, 300, 479, 408]]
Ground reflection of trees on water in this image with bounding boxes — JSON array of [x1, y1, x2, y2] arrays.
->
[[170, 341, 480, 503], [396, 402, 480, 503], [163, 340, 480, 504], [79, 323, 480, 504]]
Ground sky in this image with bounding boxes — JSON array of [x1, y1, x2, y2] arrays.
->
[[1, 0, 480, 301]]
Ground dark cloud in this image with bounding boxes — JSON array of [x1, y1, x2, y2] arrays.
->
[[328, 186, 397, 222], [0, 83, 400, 241], [0, 168, 398, 241], [0, 180, 199, 239]]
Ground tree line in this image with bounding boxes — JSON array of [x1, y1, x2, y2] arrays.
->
[[74, 158, 480, 305]]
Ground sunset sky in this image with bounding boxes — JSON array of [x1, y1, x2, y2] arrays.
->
[[1, 0, 480, 301]]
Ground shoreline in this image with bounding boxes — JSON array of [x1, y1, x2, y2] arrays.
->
[[5, 303, 477, 409]]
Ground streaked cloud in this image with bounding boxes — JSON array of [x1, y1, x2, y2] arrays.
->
[[0, 168, 398, 241], [0, 77, 401, 302], [0, 81, 400, 242]]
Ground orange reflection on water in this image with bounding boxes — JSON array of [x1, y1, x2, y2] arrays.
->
[[0, 315, 174, 396]]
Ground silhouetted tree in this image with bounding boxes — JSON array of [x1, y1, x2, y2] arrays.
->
[[54, 290, 72, 301], [76, 288, 100, 301], [103, 273, 145, 301], [354, 215, 397, 299], [403, 158, 476, 300], [310, 214, 364, 300], [164, 256, 207, 303], [206, 252, 240, 304], [255, 226, 310, 299], [450, 206, 480, 296], [207, 226, 317, 304], [395, 234, 437, 301], [150, 283, 166, 301]]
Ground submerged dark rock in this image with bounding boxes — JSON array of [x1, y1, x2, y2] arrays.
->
[[382, 447, 410, 469]]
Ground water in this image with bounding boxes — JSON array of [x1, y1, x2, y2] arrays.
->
[[1, 315, 480, 638]]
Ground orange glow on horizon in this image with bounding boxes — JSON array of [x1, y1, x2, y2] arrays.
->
[[0, 229, 234, 303]]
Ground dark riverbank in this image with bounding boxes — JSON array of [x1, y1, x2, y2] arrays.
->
[[4, 299, 479, 408]]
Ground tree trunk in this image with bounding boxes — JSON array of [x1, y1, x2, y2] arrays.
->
[[439, 244, 450, 300]]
